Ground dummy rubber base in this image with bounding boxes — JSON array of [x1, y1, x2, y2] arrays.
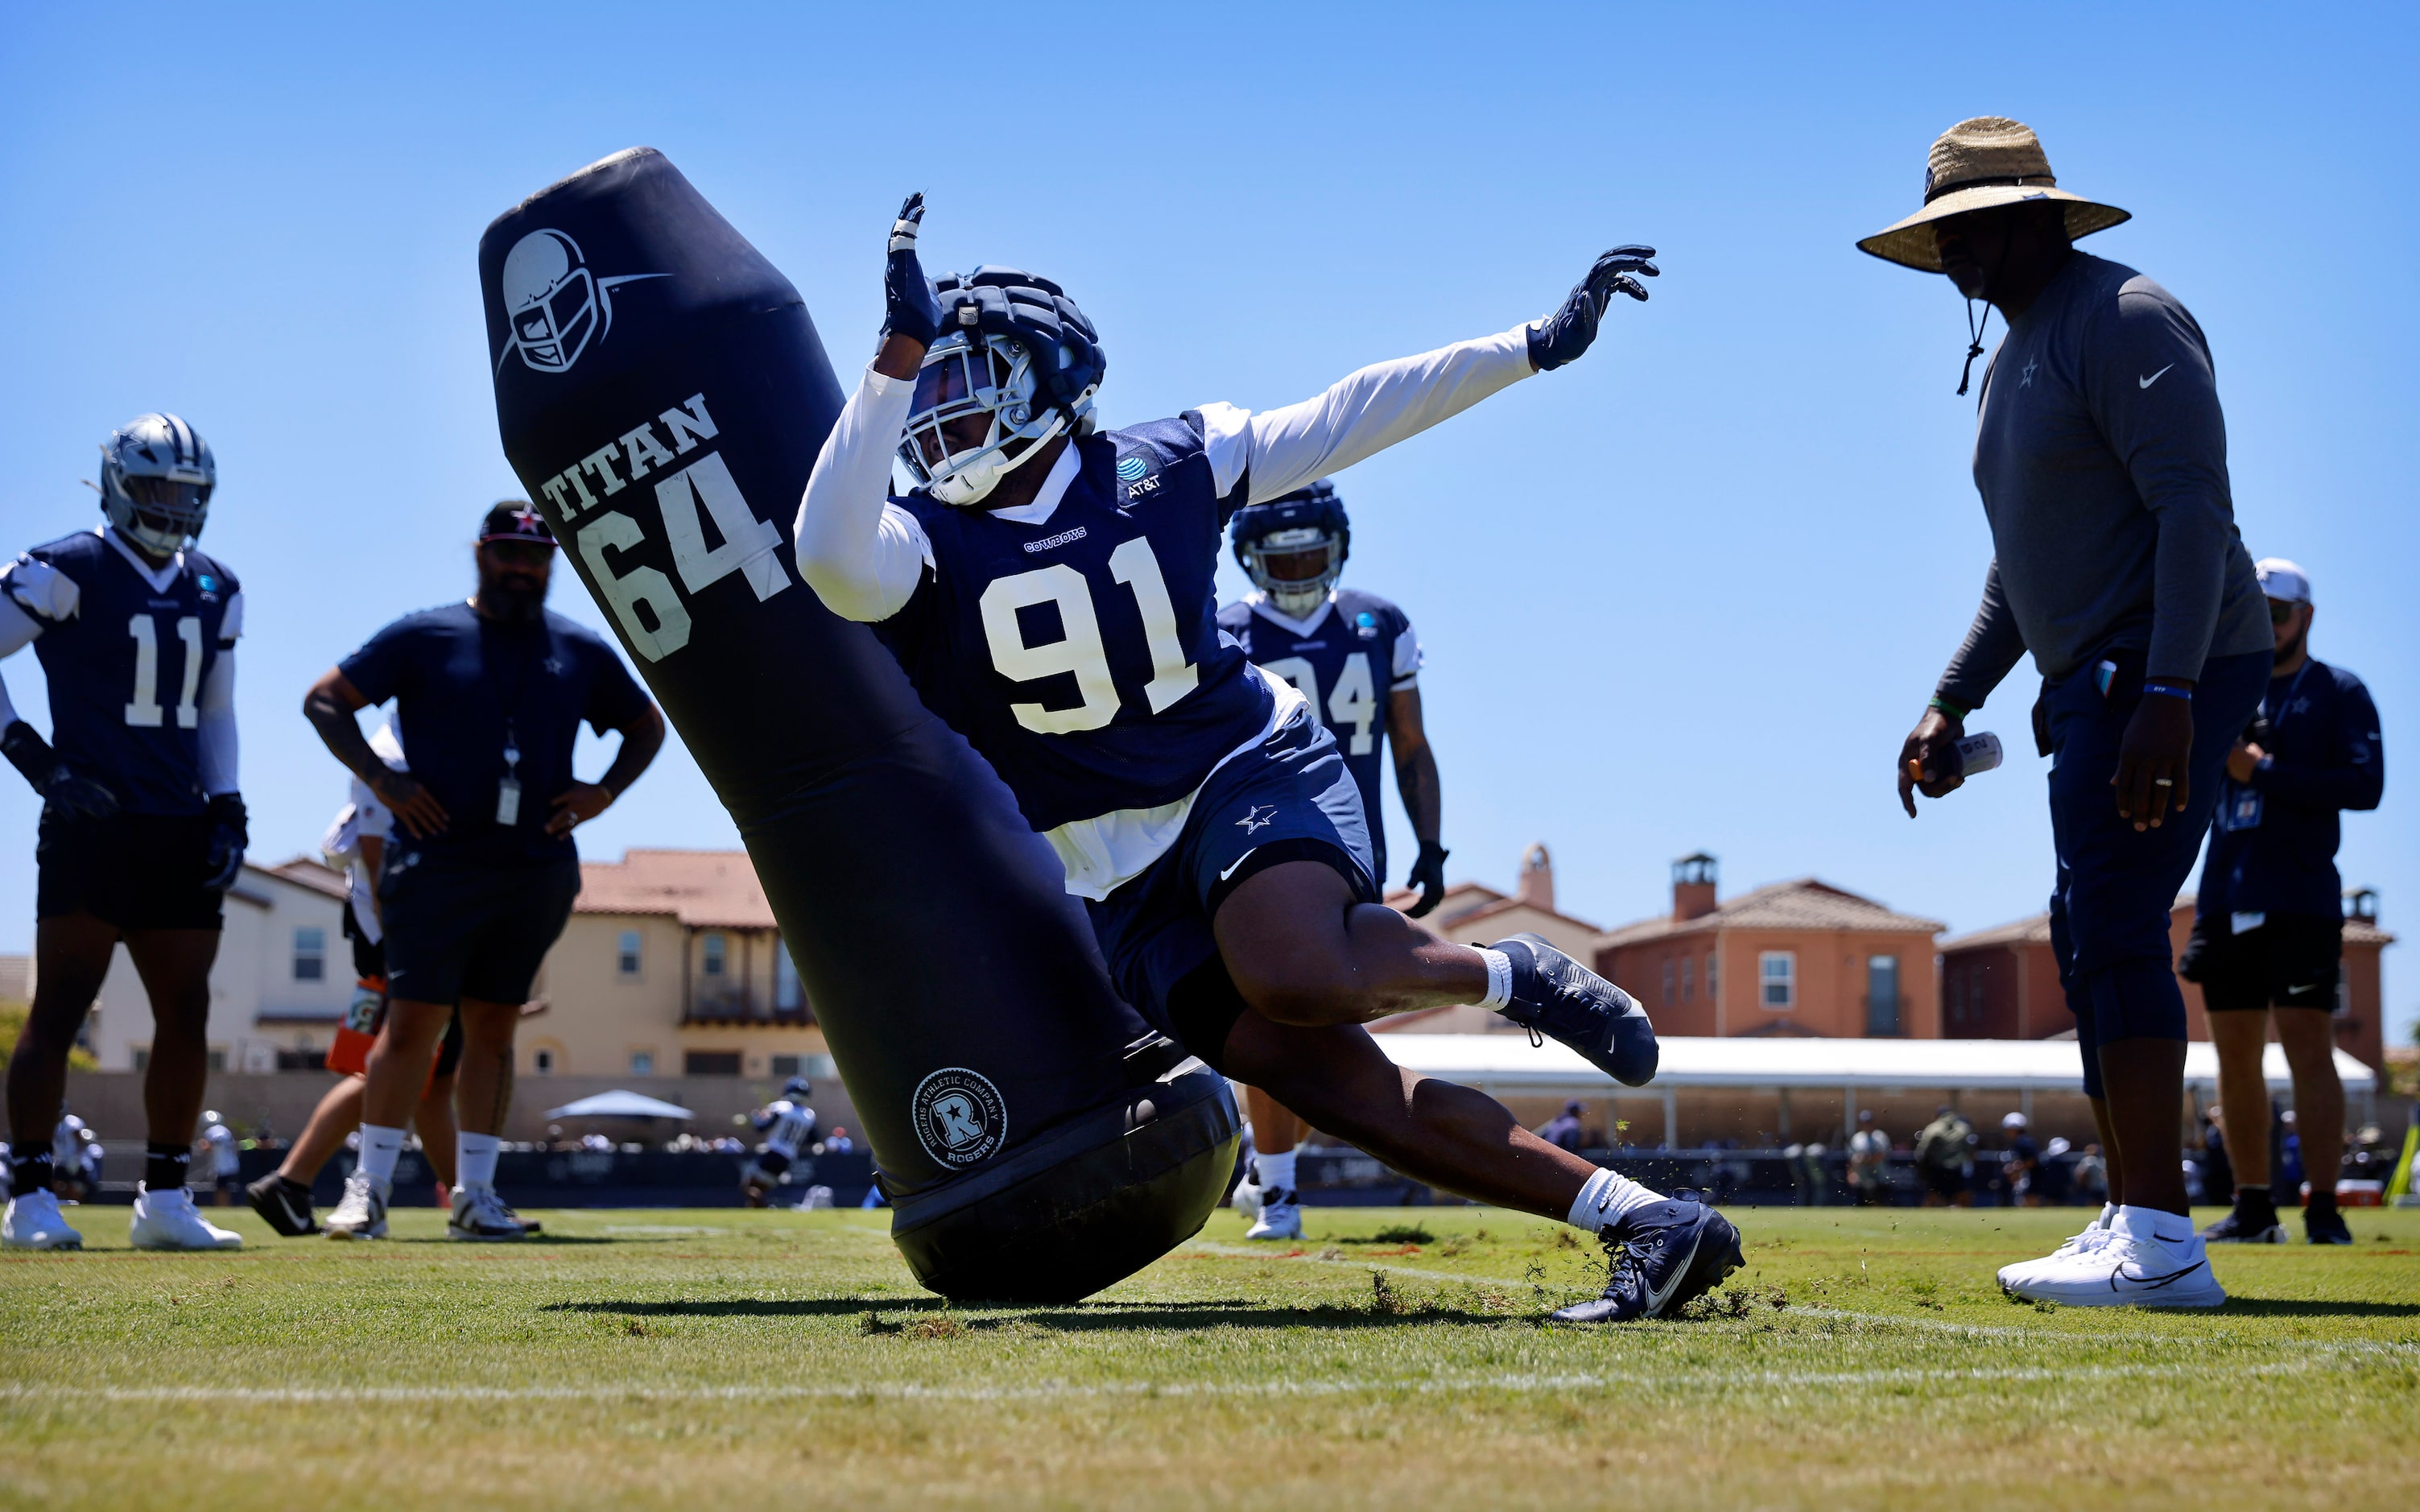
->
[[890, 1039, 1241, 1303]]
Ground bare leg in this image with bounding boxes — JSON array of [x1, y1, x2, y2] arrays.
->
[[2207, 1010, 2272, 1191], [449, 1000, 521, 1136], [122, 927, 221, 1147], [2273, 1010, 2344, 1200], [1213, 862, 1487, 1027], [2086, 1097, 2125, 1209], [359, 1000, 455, 1129], [7, 915, 118, 1151], [279, 1075, 367, 1184], [416, 1071, 460, 1188], [1243, 1086, 1303, 1156], [2097, 1038, 2190, 1216], [1224, 1014, 1594, 1220]]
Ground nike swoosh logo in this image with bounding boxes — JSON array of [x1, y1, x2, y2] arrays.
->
[[1644, 1229, 1704, 1315], [1219, 848, 1258, 883], [2110, 1258, 2206, 1290], [2138, 365, 2174, 389]]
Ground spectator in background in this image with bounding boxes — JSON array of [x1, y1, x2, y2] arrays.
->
[[824, 1127, 855, 1155], [1848, 1110, 1891, 1206], [2038, 1136, 2075, 1206], [2000, 1112, 2042, 1207], [2178, 558, 2379, 1247], [1915, 1105, 1976, 1208], [198, 1110, 241, 1207], [1538, 1101, 1587, 1155], [2071, 1142, 2109, 1206], [304, 503, 663, 1241], [2197, 1106, 2236, 1208]]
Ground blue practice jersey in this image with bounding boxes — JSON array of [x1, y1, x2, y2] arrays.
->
[[2, 528, 242, 815], [877, 415, 1276, 832], [1217, 588, 1419, 870]]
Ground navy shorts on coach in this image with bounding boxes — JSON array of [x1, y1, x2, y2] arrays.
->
[[378, 851, 580, 1007], [2044, 647, 2269, 1097], [1084, 708, 1377, 1058]]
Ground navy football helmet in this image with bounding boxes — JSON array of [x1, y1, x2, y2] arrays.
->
[[780, 1076, 812, 1102], [901, 267, 1104, 506], [99, 413, 214, 556], [1229, 480, 1348, 618]]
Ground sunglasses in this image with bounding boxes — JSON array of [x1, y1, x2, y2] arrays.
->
[[2268, 601, 2302, 625]]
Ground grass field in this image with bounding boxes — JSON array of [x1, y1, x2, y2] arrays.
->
[[4, 1200, 2416, 1510]]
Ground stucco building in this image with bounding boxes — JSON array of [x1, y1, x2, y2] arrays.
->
[[1592, 854, 1947, 1039], [1374, 844, 1605, 1035]]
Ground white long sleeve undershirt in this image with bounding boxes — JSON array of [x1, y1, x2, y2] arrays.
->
[[794, 324, 1538, 623], [196, 649, 237, 795]]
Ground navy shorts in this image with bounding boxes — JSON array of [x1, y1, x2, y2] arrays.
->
[[2043, 647, 2268, 1097], [1085, 710, 1377, 1073], [2179, 911, 2342, 1012], [35, 812, 224, 932], [379, 853, 580, 1007]]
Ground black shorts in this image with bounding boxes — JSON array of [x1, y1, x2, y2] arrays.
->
[[2180, 912, 2343, 1011], [341, 905, 386, 981], [379, 854, 580, 1007], [35, 812, 224, 932]]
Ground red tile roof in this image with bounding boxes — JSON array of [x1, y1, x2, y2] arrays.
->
[[576, 849, 777, 929], [1596, 878, 1944, 948]]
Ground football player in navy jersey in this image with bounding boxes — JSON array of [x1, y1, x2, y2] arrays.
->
[[1219, 480, 1445, 1240], [796, 196, 1742, 1320], [0, 414, 248, 1252]]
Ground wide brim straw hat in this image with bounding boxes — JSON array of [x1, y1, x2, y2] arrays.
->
[[1856, 117, 2130, 272]]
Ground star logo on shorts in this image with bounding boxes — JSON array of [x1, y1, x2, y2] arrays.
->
[[1237, 804, 1278, 834], [2020, 354, 2038, 389]]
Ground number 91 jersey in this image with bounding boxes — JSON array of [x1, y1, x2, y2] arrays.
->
[[877, 414, 1275, 834], [1216, 587, 1419, 869], [2, 529, 242, 815]]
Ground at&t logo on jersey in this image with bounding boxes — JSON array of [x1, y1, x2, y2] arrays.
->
[[1117, 453, 1162, 500], [494, 228, 665, 375], [911, 1068, 1008, 1168]]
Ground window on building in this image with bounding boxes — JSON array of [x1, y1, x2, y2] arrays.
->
[[685, 1051, 742, 1076], [532, 1047, 555, 1075], [130, 1046, 151, 1072], [700, 933, 727, 978], [775, 939, 803, 1011], [206, 1048, 227, 1072], [770, 1054, 801, 1077], [1706, 952, 1718, 1002], [1661, 958, 1675, 1005], [293, 926, 326, 982], [617, 929, 642, 978], [1758, 951, 1795, 1009], [1866, 955, 1902, 1036], [630, 1051, 655, 1076], [1681, 956, 1695, 1002]]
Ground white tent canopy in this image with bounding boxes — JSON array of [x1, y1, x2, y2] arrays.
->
[[542, 1090, 696, 1121], [1373, 1034, 2375, 1099]]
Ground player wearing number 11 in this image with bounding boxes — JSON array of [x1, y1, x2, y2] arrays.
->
[[2, 414, 248, 1252], [799, 196, 1745, 1320]]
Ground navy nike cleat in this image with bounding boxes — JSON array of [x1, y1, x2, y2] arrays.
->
[[2304, 1205, 2352, 1246], [1490, 933, 1658, 1085], [1553, 1200, 1743, 1323]]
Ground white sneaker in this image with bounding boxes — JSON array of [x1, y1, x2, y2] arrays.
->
[[324, 1171, 390, 1240], [2000, 1207, 2226, 1308], [446, 1185, 527, 1241], [1245, 1188, 1303, 1241], [1229, 1175, 1264, 1221], [130, 1184, 244, 1250], [1997, 1204, 2116, 1289], [2, 1189, 85, 1250]]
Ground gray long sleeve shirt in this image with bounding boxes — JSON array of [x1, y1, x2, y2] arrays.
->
[[1935, 254, 2269, 710]]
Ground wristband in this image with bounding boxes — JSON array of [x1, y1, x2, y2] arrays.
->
[[2141, 680, 2195, 701], [1927, 695, 1968, 721]]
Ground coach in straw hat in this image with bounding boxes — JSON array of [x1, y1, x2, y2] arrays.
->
[[1874, 118, 2273, 1306]]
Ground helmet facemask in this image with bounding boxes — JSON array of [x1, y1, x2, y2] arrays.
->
[[1241, 525, 1342, 618], [100, 414, 215, 556], [900, 331, 1085, 506]]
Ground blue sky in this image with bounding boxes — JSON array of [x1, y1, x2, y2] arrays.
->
[[2, 4, 2413, 1041]]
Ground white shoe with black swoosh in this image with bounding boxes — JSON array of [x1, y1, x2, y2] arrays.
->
[[2000, 1206, 2225, 1308]]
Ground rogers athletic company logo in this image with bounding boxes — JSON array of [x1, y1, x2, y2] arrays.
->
[[493, 228, 666, 375], [911, 1068, 1007, 1168]]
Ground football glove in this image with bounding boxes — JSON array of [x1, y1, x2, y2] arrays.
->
[[2, 720, 119, 824], [1526, 245, 1658, 371], [880, 192, 944, 348], [201, 792, 248, 891], [1405, 840, 1450, 919]]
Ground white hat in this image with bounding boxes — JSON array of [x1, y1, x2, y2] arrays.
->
[[2256, 558, 2312, 605], [2001, 1110, 2028, 1129]]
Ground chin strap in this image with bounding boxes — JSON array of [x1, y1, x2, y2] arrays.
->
[[1957, 296, 1992, 397]]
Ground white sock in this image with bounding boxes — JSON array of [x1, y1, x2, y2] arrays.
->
[[357, 1124, 406, 1186], [456, 1132, 501, 1191], [2112, 1204, 2191, 1248], [1474, 948, 1514, 1011], [1567, 1167, 1665, 1234], [1255, 1150, 1297, 1196], [2094, 1202, 2116, 1229]]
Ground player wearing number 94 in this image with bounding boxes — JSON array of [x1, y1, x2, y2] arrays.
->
[[1, 414, 248, 1253], [797, 196, 1744, 1320]]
